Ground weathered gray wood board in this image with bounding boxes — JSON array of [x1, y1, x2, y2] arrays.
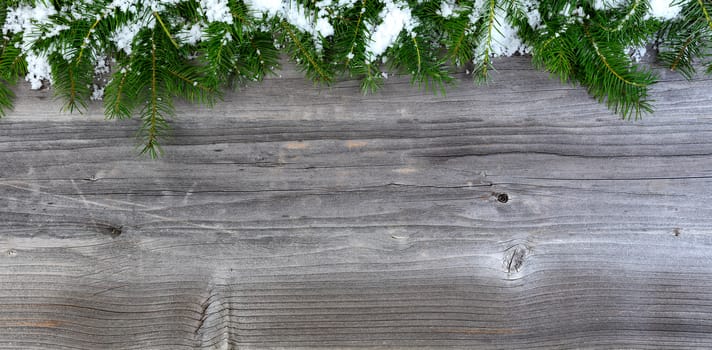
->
[[1, 57, 712, 349]]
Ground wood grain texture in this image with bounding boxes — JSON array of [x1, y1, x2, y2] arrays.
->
[[2, 57, 712, 349]]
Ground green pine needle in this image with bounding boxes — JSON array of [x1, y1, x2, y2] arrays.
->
[[50, 52, 94, 113], [658, 0, 712, 79], [472, 0, 499, 83], [0, 26, 27, 117], [582, 25, 656, 119], [0, 81, 13, 117], [279, 20, 333, 84]]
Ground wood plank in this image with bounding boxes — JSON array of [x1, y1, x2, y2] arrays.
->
[[1, 57, 712, 349]]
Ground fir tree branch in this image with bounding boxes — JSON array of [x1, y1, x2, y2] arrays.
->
[[129, 28, 173, 158], [481, 0, 497, 78], [105, 68, 130, 119], [532, 34, 574, 83], [658, 0, 712, 78], [484, 0, 496, 57], [360, 61, 383, 94], [142, 35, 161, 157], [167, 69, 213, 93], [472, 0, 499, 82], [698, 0, 712, 31], [0, 33, 26, 116], [670, 35, 694, 72], [280, 20, 332, 83], [76, 16, 102, 63], [597, 0, 642, 32], [50, 52, 93, 113], [447, 17, 472, 65], [231, 8, 249, 24], [581, 25, 655, 119], [412, 36, 421, 73], [0, 80, 13, 117], [0, 36, 25, 83], [203, 22, 236, 83], [389, 32, 452, 94], [165, 61, 219, 105], [154, 11, 180, 49], [428, 0, 476, 67], [345, 0, 367, 67], [246, 32, 280, 79], [586, 27, 646, 88]]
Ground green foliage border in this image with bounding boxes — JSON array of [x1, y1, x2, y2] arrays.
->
[[1, 0, 710, 156]]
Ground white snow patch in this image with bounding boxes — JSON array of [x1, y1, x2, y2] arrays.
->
[[648, 0, 681, 19], [108, 0, 177, 13], [111, 16, 154, 55], [470, 0, 487, 21], [94, 56, 110, 75], [629, 45, 647, 62], [438, 1, 456, 18], [490, 10, 529, 57], [245, 0, 333, 44], [244, 0, 282, 17], [91, 84, 104, 101], [521, 0, 541, 29], [44, 24, 70, 38], [108, 0, 139, 13], [177, 23, 204, 45], [365, 1, 416, 61], [281, 1, 334, 38], [200, 0, 233, 24], [3, 3, 56, 89], [112, 24, 138, 55], [2, 3, 56, 42], [25, 52, 52, 90], [332, 0, 359, 7], [593, 0, 626, 10]]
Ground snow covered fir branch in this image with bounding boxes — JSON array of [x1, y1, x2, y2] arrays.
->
[[1, 0, 710, 156]]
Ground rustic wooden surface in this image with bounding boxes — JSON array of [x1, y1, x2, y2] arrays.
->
[[1, 57, 712, 349]]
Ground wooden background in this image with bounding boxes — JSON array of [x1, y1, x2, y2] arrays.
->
[[2, 57, 712, 349]]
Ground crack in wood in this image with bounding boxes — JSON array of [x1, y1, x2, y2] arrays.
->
[[194, 289, 233, 349], [195, 294, 212, 336]]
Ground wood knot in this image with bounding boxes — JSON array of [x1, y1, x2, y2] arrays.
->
[[93, 223, 123, 238], [496, 193, 509, 203], [108, 226, 123, 238], [504, 244, 528, 274]]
